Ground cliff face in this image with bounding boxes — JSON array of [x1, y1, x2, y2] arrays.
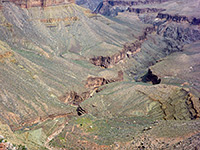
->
[[157, 13, 200, 25], [58, 71, 123, 106], [95, 0, 171, 16], [103, 0, 170, 6], [89, 26, 155, 68], [127, 7, 165, 14], [2, 0, 75, 8]]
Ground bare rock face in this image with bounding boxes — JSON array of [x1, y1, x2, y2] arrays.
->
[[59, 91, 84, 105], [59, 90, 93, 106], [86, 71, 123, 89], [89, 26, 156, 68], [157, 13, 200, 25], [89, 40, 141, 68], [59, 71, 123, 106], [95, 0, 171, 16], [127, 7, 165, 14], [58, 70, 124, 107], [89, 52, 126, 68], [85, 76, 107, 89], [2, 0, 75, 8]]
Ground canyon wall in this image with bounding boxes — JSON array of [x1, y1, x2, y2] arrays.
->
[[103, 0, 170, 6], [1, 0, 75, 8], [90, 26, 155, 68], [95, 0, 171, 15], [127, 7, 165, 14], [157, 13, 200, 25]]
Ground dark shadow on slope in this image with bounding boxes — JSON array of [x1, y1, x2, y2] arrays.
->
[[76, 106, 87, 116], [141, 69, 161, 85]]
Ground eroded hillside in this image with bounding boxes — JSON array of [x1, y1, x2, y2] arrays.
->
[[0, 0, 200, 149]]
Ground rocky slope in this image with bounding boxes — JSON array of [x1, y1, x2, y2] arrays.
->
[[95, 0, 200, 19], [0, 0, 200, 149], [76, 0, 103, 11], [95, 0, 172, 16], [3, 0, 75, 8], [0, 1, 136, 131]]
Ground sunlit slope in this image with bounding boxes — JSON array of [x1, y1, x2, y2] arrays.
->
[[0, 1, 149, 129], [2, 2, 140, 57]]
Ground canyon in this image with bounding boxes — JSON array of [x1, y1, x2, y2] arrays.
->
[[0, 0, 200, 149]]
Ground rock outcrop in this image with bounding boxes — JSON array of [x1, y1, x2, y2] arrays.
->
[[89, 51, 126, 68], [85, 76, 108, 88], [157, 13, 200, 25], [86, 71, 123, 88], [2, 0, 75, 8], [105, 0, 170, 6], [90, 26, 155, 68], [59, 71, 123, 106], [95, 0, 170, 16], [127, 7, 165, 14], [0, 51, 13, 63], [59, 91, 90, 105]]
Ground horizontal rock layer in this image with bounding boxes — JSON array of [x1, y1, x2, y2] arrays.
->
[[157, 13, 200, 25], [1, 0, 75, 8]]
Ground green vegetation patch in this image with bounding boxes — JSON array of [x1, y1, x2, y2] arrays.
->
[[76, 115, 98, 132]]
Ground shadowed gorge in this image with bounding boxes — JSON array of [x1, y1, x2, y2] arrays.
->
[[0, 0, 200, 149]]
